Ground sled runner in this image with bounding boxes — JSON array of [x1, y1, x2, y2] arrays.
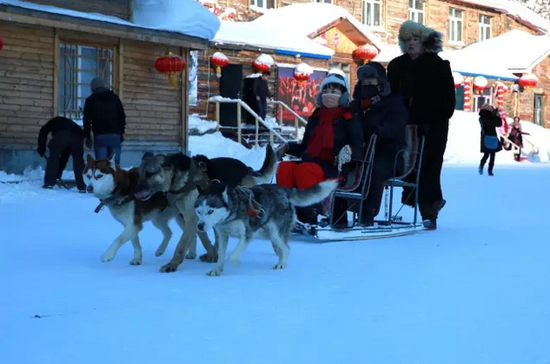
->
[[295, 125, 426, 242]]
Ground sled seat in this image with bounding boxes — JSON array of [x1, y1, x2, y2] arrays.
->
[[382, 124, 425, 225]]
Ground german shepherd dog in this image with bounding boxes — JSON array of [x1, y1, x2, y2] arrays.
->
[[133, 145, 277, 273], [195, 179, 338, 276], [84, 154, 182, 265]]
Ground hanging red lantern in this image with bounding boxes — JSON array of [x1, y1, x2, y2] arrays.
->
[[155, 52, 186, 87], [463, 80, 472, 112], [518, 73, 538, 88], [473, 76, 488, 93], [452, 71, 464, 88], [0, 36, 3, 51], [252, 54, 274, 73], [293, 62, 313, 84], [352, 44, 378, 63], [211, 52, 229, 78]]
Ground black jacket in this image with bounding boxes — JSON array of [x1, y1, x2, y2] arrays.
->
[[479, 109, 503, 153], [83, 89, 126, 139], [387, 54, 416, 110], [354, 93, 408, 159], [37, 116, 83, 154], [253, 77, 270, 100], [409, 53, 456, 127], [288, 108, 364, 178]]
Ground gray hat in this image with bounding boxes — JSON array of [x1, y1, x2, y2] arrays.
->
[[90, 77, 106, 93]]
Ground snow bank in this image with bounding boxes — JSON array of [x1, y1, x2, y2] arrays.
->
[[188, 114, 218, 135], [1, 0, 220, 41]]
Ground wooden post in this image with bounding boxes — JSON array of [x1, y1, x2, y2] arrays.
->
[[278, 104, 283, 127], [117, 41, 124, 100], [294, 116, 298, 139], [237, 103, 242, 144], [215, 102, 220, 131], [181, 47, 190, 153], [255, 117, 259, 146], [514, 91, 519, 116], [53, 28, 60, 117]]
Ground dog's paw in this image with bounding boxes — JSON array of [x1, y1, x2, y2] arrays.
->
[[101, 252, 115, 263], [129, 258, 142, 266], [185, 252, 197, 260], [160, 263, 179, 273], [155, 248, 165, 257], [206, 268, 223, 276], [199, 253, 218, 263], [273, 262, 287, 270]]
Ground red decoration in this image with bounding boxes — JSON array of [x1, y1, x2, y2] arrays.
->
[[463, 80, 472, 112], [518, 73, 538, 88], [155, 52, 186, 87], [353, 44, 378, 63], [252, 60, 270, 72], [293, 73, 310, 83], [211, 52, 229, 78], [0, 36, 3, 52]]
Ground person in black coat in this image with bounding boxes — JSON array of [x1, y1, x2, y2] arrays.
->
[[253, 71, 271, 120], [478, 104, 503, 176], [36, 116, 86, 192], [387, 20, 456, 230], [277, 73, 364, 226], [83, 77, 126, 166], [351, 62, 408, 226]]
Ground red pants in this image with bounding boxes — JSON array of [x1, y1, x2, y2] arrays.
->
[[276, 161, 325, 189]]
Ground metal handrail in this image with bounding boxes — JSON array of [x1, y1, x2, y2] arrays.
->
[[267, 100, 308, 139], [209, 97, 288, 146]]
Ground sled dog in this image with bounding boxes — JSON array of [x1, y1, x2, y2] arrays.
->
[[84, 154, 182, 265], [195, 179, 339, 276]]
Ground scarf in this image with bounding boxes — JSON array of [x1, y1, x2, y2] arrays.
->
[[307, 106, 347, 163]]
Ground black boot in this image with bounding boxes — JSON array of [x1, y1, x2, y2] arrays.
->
[[296, 207, 318, 225], [478, 165, 483, 175], [423, 219, 437, 230]]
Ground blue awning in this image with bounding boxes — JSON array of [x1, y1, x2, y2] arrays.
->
[[274, 49, 332, 60], [455, 70, 517, 82]]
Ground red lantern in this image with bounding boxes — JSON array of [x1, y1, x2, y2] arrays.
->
[[155, 52, 186, 87], [252, 60, 270, 72], [293, 62, 313, 84], [473, 76, 488, 93], [463, 79, 472, 112], [0, 36, 3, 51], [518, 73, 538, 88], [211, 52, 229, 78], [353, 44, 378, 63]]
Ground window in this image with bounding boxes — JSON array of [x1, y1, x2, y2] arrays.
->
[[311, 0, 332, 3], [363, 0, 382, 27], [59, 42, 115, 123], [250, 0, 276, 9], [479, 14, 492, 41], [408, 0, 425, 24], [449, 8, 464, 43], [330, 63, 351, 88]]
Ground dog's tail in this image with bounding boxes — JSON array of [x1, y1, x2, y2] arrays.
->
[[286, 179, 339, 207], [251, 144, 277, 184]]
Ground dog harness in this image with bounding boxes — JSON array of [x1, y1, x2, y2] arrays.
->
[[94, 188, 133, 213]]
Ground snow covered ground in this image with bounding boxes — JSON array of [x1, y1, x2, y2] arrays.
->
[[1, 111, 550, 364]]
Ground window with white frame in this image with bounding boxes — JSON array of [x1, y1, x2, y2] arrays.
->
[[311, 0, 332, 4], [408, 0, 425, 24], [59, 42, 115, 124], [449, 8, 464, 43], [250, 0, 276, 9], [479, 14, 492, 41], [363, 0, 382, 27]]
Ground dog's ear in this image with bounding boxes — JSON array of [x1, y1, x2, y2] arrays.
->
[[221, 183, 229, 203], [107, 154, 116, 170], [86, 154, 94, 164], [142, 152, 154, 161]]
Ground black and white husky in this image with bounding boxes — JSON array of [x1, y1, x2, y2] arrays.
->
[[194, 179, 339, 276]]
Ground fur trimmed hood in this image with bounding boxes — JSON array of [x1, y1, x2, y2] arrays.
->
[[398, 20, 443, 54]]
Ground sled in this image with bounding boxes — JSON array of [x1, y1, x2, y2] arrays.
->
[[295, 125, 426, 242]]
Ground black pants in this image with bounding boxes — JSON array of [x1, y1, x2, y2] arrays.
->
[[45, 131, 86, 190], [480, 151, 496, 172], [361, 154, 395, 223], [257, 98, 267, 120], [417, 124, 449, 221], [514, 148, 522, 161]]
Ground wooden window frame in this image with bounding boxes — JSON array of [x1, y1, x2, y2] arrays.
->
[[449, 8, 464, 43], [57, 38, 118, 124], [363, 0, 382, 28], [250, 0, 277, 9], [479, 14, 492, 41], [408, 0, 426, 25]]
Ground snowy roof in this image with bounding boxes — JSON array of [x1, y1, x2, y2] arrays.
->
[[440, 29, 550, 78], [250, 3, 386, 50], [213, 21, 334, 58], [0, 0, 220, 41], [455, 0, 550, 33], [373, 44, 403, 63]]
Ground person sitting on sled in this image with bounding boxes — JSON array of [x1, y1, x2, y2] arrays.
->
[[351, 62, 408, 226], [276, 72, 364, 227]]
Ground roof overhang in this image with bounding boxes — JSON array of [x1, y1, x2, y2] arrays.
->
[[0, 4, 209, 50]]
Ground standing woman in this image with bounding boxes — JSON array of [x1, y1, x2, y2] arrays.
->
[[478, 104, 503, 176]]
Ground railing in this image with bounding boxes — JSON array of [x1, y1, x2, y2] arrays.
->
[[267, 100, 308, 139], [209, 97, 289, 147], [498, 132, 540, 160]]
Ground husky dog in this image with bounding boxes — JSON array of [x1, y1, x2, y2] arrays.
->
[[84, 154, 181, 265], [134, 145, 276, 273], [195, 179, 339, 276]]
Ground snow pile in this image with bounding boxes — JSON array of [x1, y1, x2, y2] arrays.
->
[[1, 0, 220, 41], [514, 119, 550, 162], [188, 114, 218, 135]]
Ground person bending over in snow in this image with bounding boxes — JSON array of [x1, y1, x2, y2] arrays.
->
[[351, 62, 408, 226], [276, 73, 364, 227], [36, 116, 86, 192], [507, 116, 530, 162], [478, 104, 503, 176]]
